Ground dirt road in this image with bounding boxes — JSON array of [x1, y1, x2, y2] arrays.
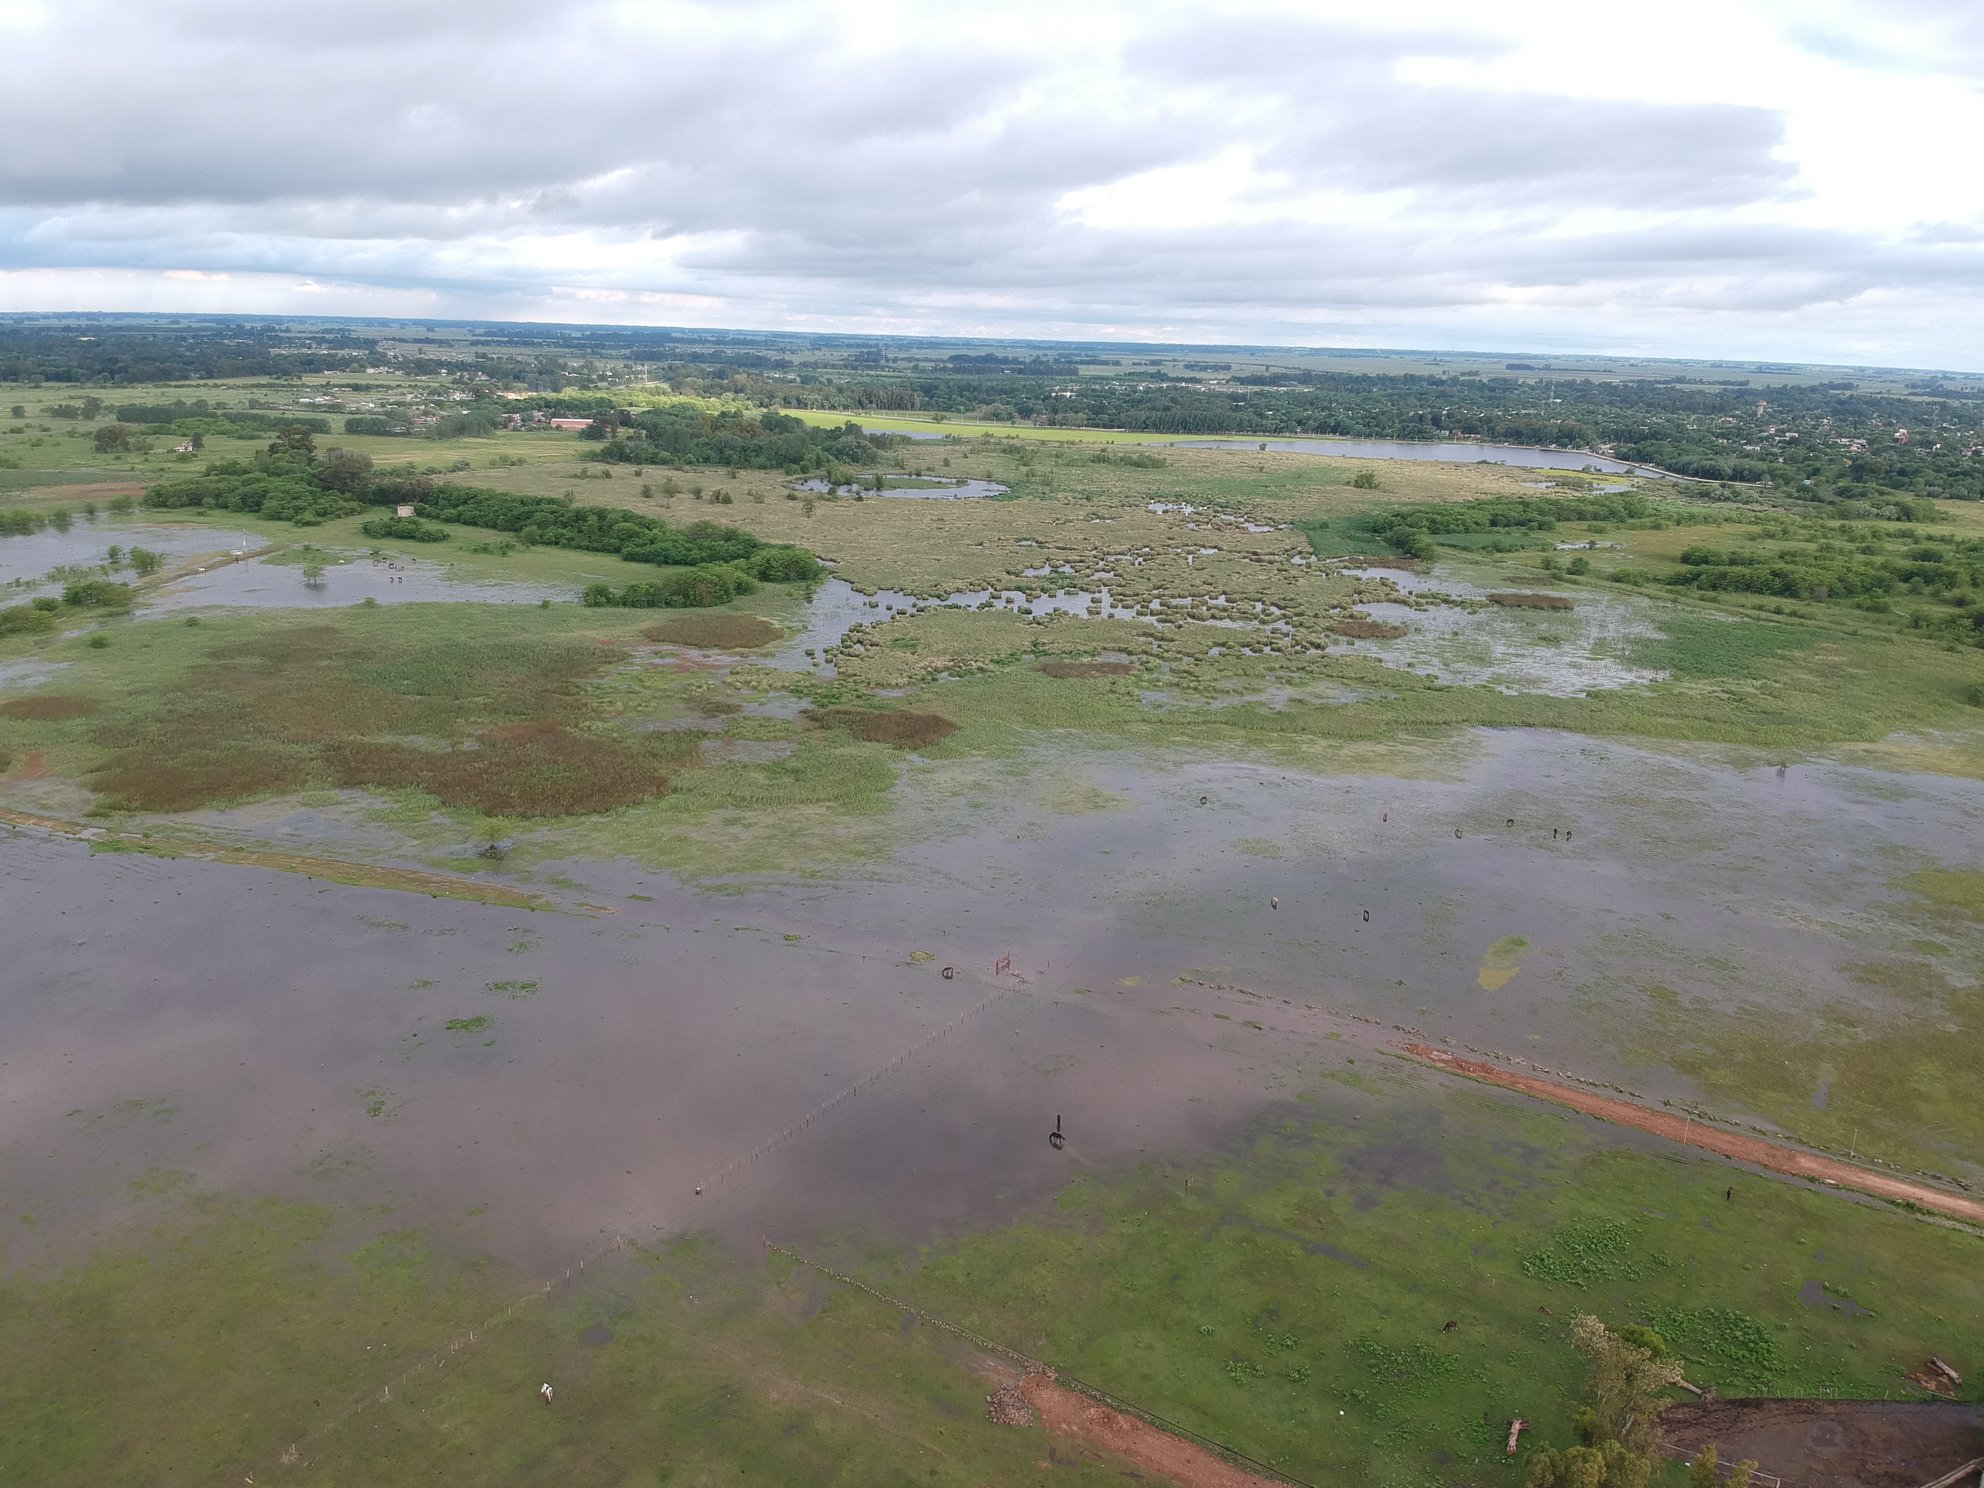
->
[[1019, 1374, 1295, 1488], [1398, 1044, 1984, 1226]]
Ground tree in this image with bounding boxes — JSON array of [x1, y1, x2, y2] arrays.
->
[[1726, 1462, 1758, 1488], [128, 547, 163, 577], [1352, 468, 1380, 489], [580, 415, 616, 441], [269, 425, 318, 458], [1568, 1314, 1682, 1457], [78, 394, 104, 420], [1689, 1445, 1719, 1488], [92, 423, 137, 453], [300, 560, 326, 589], [315, 447, 374, 492], [8, 405, 23, 420], [188, 432, 204, 452]]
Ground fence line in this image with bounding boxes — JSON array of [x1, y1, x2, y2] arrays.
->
[[240, 965, 1025, 1478], [766, 1241, 1316, 1488]]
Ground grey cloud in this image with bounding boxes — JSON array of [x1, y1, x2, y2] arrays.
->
[[0, 0, 1981, 364], [1274, 92, 1798, 210]]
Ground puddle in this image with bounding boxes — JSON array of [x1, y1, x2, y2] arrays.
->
[[1797, 1279, 1872, 1317], [0, 658, 72, 690]]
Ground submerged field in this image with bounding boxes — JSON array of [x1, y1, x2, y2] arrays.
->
[[3, 419, 1982, 1484]]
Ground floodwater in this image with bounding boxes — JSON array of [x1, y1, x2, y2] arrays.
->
[[1172, 437, 1668, 475], [146, 552, 567, 611], [1340, 592, 1668, 695], [0, 520, 265, 597], [769, 576, 1148, 673], [6, 728, 1981, 1281], [792, 476, 1008, 500], [1, 520, 567, 612]]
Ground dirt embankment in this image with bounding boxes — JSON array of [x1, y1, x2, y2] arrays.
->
[[1398, 1044, 1984, 1226], [1018, 1374, 1294, 1488]]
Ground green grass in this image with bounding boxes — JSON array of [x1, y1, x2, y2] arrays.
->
[[1626, 611, 1827, 679], [864, 1070, 1984, 1482], [0, 1192, 1130, 1488]]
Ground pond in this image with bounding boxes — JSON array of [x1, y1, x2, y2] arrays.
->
[[791, 476, 1008, 500], [1171, 437, 1668, 475]]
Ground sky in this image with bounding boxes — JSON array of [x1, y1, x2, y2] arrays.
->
[[2, 0, 1981, 369]]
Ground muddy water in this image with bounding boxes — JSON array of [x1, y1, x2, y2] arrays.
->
[[0, 833, 1341, 1276], [6, 727, 1979, 1285]]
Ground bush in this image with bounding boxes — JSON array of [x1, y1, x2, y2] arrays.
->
[[61, 579, 135, 608], [581, 563, 760, 609], [0, 604, 57, 636], [360, 515, 450, 542]]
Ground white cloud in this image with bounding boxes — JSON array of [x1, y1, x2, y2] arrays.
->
[[0, 0, 1980, 367]]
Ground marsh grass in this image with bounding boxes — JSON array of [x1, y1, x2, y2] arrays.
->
[[1487, 592, 1574, 610], [328, 722, 686, 817], [1037, 660, 1134, 678], [55, 607, 684, 814], [0, 694, 100, 719], [642, 613, 783, 648], [831, 709, 959, 749]]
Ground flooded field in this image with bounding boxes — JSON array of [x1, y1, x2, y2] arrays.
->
[[8, 726, 1979, 1287], [146, 550, 566, 611], [1172, 436, 1658, 475], [0, 518, 264, 596]]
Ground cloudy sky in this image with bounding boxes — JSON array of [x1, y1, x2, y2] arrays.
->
[[2, 0, 1982, 368]]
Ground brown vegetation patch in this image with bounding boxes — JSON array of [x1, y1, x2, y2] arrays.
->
[[1038, 660, 1134, 678], [1487, 592, 1574, 610], [93, 750, 312, 812], [0, 694, 101, 720], [836, 710, 959, 749], [325, 722, 680, 817], [84, 620, 623, 812], [642, 613, 782, 649], [1334, 618, 1408, 640]]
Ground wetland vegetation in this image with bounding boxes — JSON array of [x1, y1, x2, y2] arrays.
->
[[4, 315, 1982, 1486]]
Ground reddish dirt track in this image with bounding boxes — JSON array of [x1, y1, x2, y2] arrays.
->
[[1398, 1045, 1984, 1226], [1019, 1375, 1291, 1488]]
